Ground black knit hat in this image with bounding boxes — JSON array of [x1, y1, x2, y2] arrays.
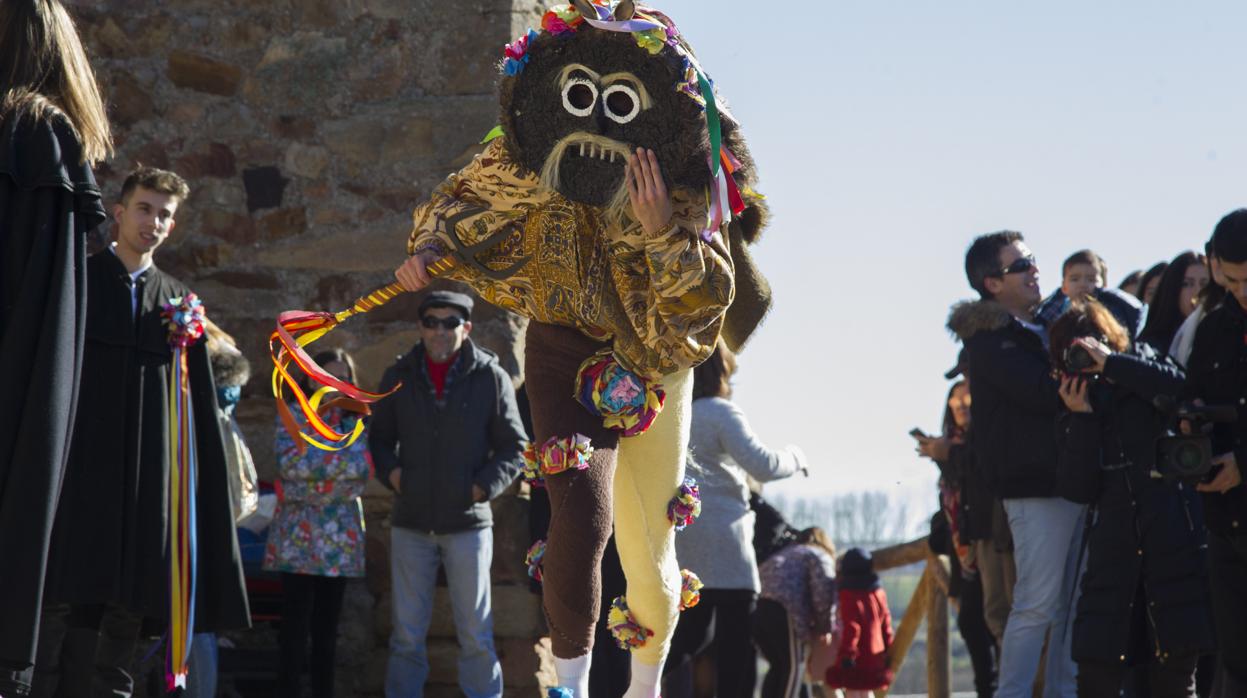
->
[[839, 547, 880, 591], [418, 290, 473, 320]]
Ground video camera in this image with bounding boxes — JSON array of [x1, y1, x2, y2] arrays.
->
[[1153, 396, 1238, 483]]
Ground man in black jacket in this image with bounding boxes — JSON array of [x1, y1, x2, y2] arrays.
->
[[1183, 209, 1247, 694], [948, 231, 1082, 698], [369, 290, 526, 697]]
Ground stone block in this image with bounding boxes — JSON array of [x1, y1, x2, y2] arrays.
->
[[89, 16, 131, 58], [199, 210, 257, 246], [128, 141, 170, 170], [108, 73, 154, 127], [167, 50, 242, 96], [272, 114, 319, 140], [259, 207, 308, 240], [174, 142, 236, 178], [284, 143, 331, 179]]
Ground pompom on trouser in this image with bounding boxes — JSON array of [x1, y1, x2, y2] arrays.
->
[[525, 321, 689, 666]]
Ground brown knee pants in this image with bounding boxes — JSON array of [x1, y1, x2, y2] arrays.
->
[[526, 322, 619, 658]]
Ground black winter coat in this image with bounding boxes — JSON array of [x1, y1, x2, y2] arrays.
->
[[937, 440, 995, 543], [1182, 295, 1247, 536], [369, 339, 526, 534], [948, 300, 1060, 498], [0, 111, 105, 685], [45, 252, 251, 631], [1062, 350, 1215, 664]]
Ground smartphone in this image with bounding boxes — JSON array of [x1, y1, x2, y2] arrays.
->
[[909, 427, 929, 441]]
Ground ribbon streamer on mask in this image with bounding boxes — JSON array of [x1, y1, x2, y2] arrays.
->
[[270, 256, 460, 453]]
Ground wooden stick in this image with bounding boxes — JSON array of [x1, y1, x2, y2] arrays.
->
[[927, 553, 951, 698]]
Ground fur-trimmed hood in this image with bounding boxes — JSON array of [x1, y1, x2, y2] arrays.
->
[[946, 299, 1014, 342]]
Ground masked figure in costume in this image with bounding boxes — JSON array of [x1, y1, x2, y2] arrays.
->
[[395, 2, 773, 695]]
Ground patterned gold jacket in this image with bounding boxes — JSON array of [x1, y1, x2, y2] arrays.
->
[[408, 139, 734, 378]]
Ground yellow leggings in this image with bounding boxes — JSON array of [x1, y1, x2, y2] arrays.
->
[[614, 367, 690, 666]]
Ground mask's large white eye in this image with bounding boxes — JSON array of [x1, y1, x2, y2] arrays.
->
[[562, 78, 598, 117], [602, 84, 641, 124]]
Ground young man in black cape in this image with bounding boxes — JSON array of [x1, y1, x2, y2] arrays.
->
[[31, 167, 249, 697]]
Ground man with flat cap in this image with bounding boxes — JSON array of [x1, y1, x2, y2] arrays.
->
[[369, 290, 526, 697]]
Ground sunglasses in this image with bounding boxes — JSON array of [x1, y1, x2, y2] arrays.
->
[[996, 255, 1037, 276], [421, 315, 465, 330]]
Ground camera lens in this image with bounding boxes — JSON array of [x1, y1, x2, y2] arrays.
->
[[1175, 443, 1204, 473]]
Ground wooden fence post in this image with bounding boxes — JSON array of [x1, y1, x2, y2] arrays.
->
[[926, 553, 951, 698]]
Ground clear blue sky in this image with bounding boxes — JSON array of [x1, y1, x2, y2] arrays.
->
[[648, 1, 1246, 519]]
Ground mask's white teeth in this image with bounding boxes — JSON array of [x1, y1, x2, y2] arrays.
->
[[609, 151, 616, 163], [579, 143, 586, 157]]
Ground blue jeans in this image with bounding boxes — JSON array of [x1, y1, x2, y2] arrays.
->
[[996, 497, 1085, 698], [386, 526, 501, 698]]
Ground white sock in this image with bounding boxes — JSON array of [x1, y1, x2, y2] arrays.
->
[[622, 656, 663, 698], [554, 653, 592, 697]]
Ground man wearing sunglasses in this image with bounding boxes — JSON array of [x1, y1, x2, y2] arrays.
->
[[369, 290, 527, 696], [948, 232, 1082, 698]]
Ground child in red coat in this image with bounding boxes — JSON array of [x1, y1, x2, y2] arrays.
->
[[825, 548, 894, 697]]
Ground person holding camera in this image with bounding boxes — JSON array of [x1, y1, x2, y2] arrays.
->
[[1182, 209, 1247, 695], [1050, 299, 1215, 697]]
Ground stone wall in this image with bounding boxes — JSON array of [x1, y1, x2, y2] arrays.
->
[[70, 0, 554, 694]]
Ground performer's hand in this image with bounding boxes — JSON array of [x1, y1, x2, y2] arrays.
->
[[626, 148, 674, 236], [472, 484, 487, 503], [395, 250, 440, 292], [388, 468, 402, 493]]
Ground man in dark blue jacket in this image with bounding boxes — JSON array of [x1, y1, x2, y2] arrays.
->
[[369, 290, 526, 697], [948, 231, 1082, 698]]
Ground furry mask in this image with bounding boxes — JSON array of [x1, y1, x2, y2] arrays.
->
[[497, 0, 766, 242]]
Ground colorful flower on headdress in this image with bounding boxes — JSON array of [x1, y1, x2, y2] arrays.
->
[[679, 569, 703, 611], [526, 539, 547, 582], [667, 477, 701, 530], [503, 29, 539, 76], [575, 352, 665, 436], [520, 440, 545, 487], [161, 294, 206, 349], [608, 596, 653, 650], [541, 4, 584, 36], [676, 58, 705, 106], [633, 27, 667, 54]]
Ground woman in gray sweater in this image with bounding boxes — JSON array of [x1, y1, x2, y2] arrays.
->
[[663, 341, 808, 697]]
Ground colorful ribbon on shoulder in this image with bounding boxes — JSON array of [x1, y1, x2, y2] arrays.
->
[[161, 294, 206, 690], [270, 256, 459, 452]]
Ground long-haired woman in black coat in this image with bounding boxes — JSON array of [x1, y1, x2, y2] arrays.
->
[[1050, 300, 1215, 698], [0, 1, 111, 692]]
